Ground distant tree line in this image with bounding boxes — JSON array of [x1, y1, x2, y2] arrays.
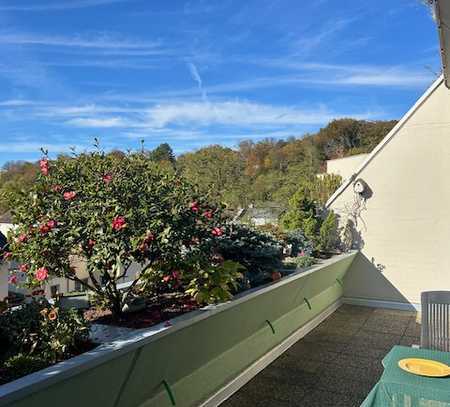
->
[[0, 118, 396, 213]]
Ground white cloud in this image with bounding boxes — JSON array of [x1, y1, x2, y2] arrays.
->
[[66, 117, 128, 128], [146, 100, 379, 128], [0, 0, 128, 11]]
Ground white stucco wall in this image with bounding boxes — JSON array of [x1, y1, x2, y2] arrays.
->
[[326, 154, 369, 182], [328, 77, 450, 307]]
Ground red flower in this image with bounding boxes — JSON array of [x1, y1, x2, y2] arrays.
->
[[203, 210, 213, 219], [19, 264, 29, 273], [112, 216, 126, 231], [63, 191, 77, 201], [102, 174, 113, 184], [87, 239, 96, 249], [51, 185, 62, 192], [3, 251, 12, 260], [17, 233, 28, 243], [190, 201, 199, 212], [8, 274, 18, 285], [40, 219, 56, 234], [40, 224, 50, 234], [39, 159, 49, 176], [211, 227, 223, 237], [35, 267, 49, 281]]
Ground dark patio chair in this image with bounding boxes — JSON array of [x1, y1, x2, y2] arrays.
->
[[421, 291, 450, 351]]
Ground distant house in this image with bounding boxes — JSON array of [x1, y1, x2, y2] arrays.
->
[[0, 210, 13, 236], [236, 203, 285, 226]]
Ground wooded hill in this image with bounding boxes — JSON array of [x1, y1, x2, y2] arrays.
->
[[0, 118, 396, 213]]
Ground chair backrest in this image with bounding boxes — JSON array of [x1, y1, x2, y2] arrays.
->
[[421, 291, 450, 351]]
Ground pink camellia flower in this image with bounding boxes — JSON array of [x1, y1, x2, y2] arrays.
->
[[112, 216, 126, 231], [19, 264, 29, 273], [39, 159, 49, 176], [40, 220, 56, 234], [3, 251, 12, 260], [51, 184, 63, 192], [35, 267, 49, 281], [298, 251, 305, 257], [46, 220, 57, 229], [190, 201, 199, 212], [211, 227, 223, 237], [102, 173, 113, 184], [17, 233, 28, 243], [63, 191, 77, 201], [8, 274, 18, 285], [203, 210, 213, 219], [40, 224, 50, 234]]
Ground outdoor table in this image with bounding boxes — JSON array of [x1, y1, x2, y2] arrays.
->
[[361, 345, 450, 407]]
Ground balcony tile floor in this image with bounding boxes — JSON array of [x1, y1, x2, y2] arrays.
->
[[221, 304, 418, 407]]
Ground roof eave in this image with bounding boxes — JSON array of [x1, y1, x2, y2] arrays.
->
[[436, 0, 450, 88]]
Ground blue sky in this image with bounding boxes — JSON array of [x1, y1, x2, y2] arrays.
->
[[0, 0, 441, 165]]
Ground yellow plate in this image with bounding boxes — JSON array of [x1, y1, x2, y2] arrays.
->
[[398, 358, 450, 377]]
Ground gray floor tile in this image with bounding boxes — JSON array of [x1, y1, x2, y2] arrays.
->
[[219, 305, 414, 407]]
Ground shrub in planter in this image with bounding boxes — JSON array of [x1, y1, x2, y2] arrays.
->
[[5, 147, 240, 318], [0, 354, 48, 385], [287, 254, 316, 269], [317, 211, 339, 254], [215, 223, 284, 287], [281, 181, 341, 255], [0, 298, 90, 365], [285, 229, 313, 257], [0, 298, 90, 384]]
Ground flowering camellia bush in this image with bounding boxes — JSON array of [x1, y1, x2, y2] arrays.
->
[[5, 146, 241, 317]]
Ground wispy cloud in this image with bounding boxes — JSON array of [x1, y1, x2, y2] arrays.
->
[[187, 62, 207, 101], [293, 17, 357, 57], [0, 32, 162, 50], [0, 99, 37, 107], [0, 0, 128, 12], [66, 117, 129, 128], [145, 100, 380, 128]]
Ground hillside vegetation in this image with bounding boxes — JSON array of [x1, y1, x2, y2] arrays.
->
[[0, 118, 396, 213]]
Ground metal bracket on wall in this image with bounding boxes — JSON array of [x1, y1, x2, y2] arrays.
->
[[265, 319, 276, 334], [304, 297, 312, 310], [336, 278, 344, 288], [162, 379, 176, 406]]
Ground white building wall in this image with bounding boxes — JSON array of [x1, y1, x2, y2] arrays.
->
[[328, 77, 450, 307], [326, 154, 369, 183]]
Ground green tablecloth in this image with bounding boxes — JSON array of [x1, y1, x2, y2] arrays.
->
[[361, 346, 450, 407]]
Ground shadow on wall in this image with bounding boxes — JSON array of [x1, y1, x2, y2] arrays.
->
[[343, 252, 412, 305]]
